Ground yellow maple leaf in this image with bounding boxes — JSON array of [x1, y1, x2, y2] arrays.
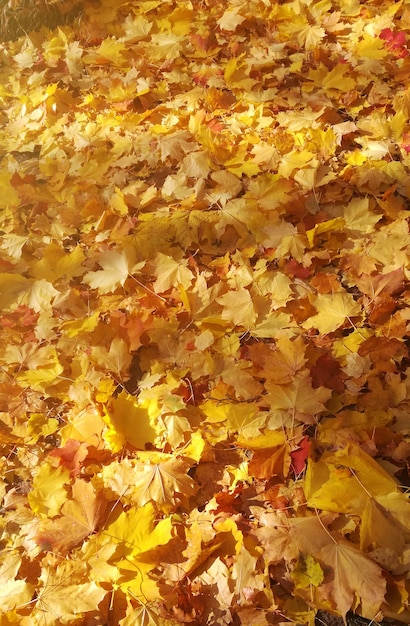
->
[[248, 335, 306, 385], [149, 252, 194, 293], [87, 37, 126, 65], [84, 249, 144, 294], [306, 217, 346, 247], [91, 336, 132, 378], [304, 443, 410, 544], [103, 454, 197, 511], [105, 501, 173, 558], [291, 554, 324, 589], [296, 25, 326, 50], [277, 149, 317, 179], [148, 31, 184, 60], [0, 554, 34, 611], [302, 291, 361, 334], [0, 273, 32, 311], [344, 197, 382, 232], [122, 14, 152, 42], [103, 391, 158, 452], [355, 33, 387, 60], [201, 400, 266, 438], [266, 375, 331, 424], [0, 233, 29, 259], [28, 463, 70, 517], [246, 173, 293, 210], [255, 270, 293, 308], [224, 55, 257, 91], [61, 311, 100, 338], [217, 287, 257, 328], [31, 242, 85, 282], [16, 347, 64, 391], [109, 186, 129, 216], [251, 311, 294, 339], [307, 64, 356, 92], [217, 7, 246, 32], [30, 573, 107, 625], [224, 149, 260, 178], [131, 455, 198, 510], [31, 479, 108, 554]]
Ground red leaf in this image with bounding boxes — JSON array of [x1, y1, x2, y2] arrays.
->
[[380, 28, 408, 57], [49, 439, 89, 477], [291, 436, 310, 476]]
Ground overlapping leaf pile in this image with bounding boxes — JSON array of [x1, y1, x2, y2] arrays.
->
[[0, 0, 409, 624]]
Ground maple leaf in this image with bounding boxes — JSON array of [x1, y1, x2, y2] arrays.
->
[[254, 510, 299, 565], [217, 287, 257, 327], [84, 249, 145, 294], [302, 292, 362, 334], [48, 439, 89, 476], [59, 403, 106, 447], [291, 554, 324, 590], [0, 233, 29, 259], [266, 375, 331, 424], [28, 462, 70, 518], [162, 412, 193, 448], [289, 515, 387, 617], [232, 545, 267, 604], [0, 553, 34, 612], [31, 241, 85, 282], [248, 335, 307, 385], [103, 391, 158, 451], [310, 353, 345, 393], [217, 7, 246, 32], [103, 454, 197, 511], [31, 478, 108, 554], [15, 345, 64, 391], [28, 566, 107, 626], [201, 400, 267, 437], [90, 336, 132, 377], [103, 500, 174, 601], [308, 63, 356, 92], [248, 444, 291, 480], [0, 171, 20, 208], [290, 435, 310, 476], [149, 252, 194, 293], [380, 28, 409, 57], [120, 600, 171, 626], [305, 443, 403, 512], [316, 540, 386, 617], [306, 216, 346, 247], [0, 273, 32, 311], [305, 443, 410, 555]]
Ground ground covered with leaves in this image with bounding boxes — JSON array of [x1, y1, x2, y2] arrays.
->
[[0, 0, 409, 624]]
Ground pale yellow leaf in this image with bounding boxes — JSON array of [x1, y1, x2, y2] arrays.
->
[[302, 292, 361, 334]]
